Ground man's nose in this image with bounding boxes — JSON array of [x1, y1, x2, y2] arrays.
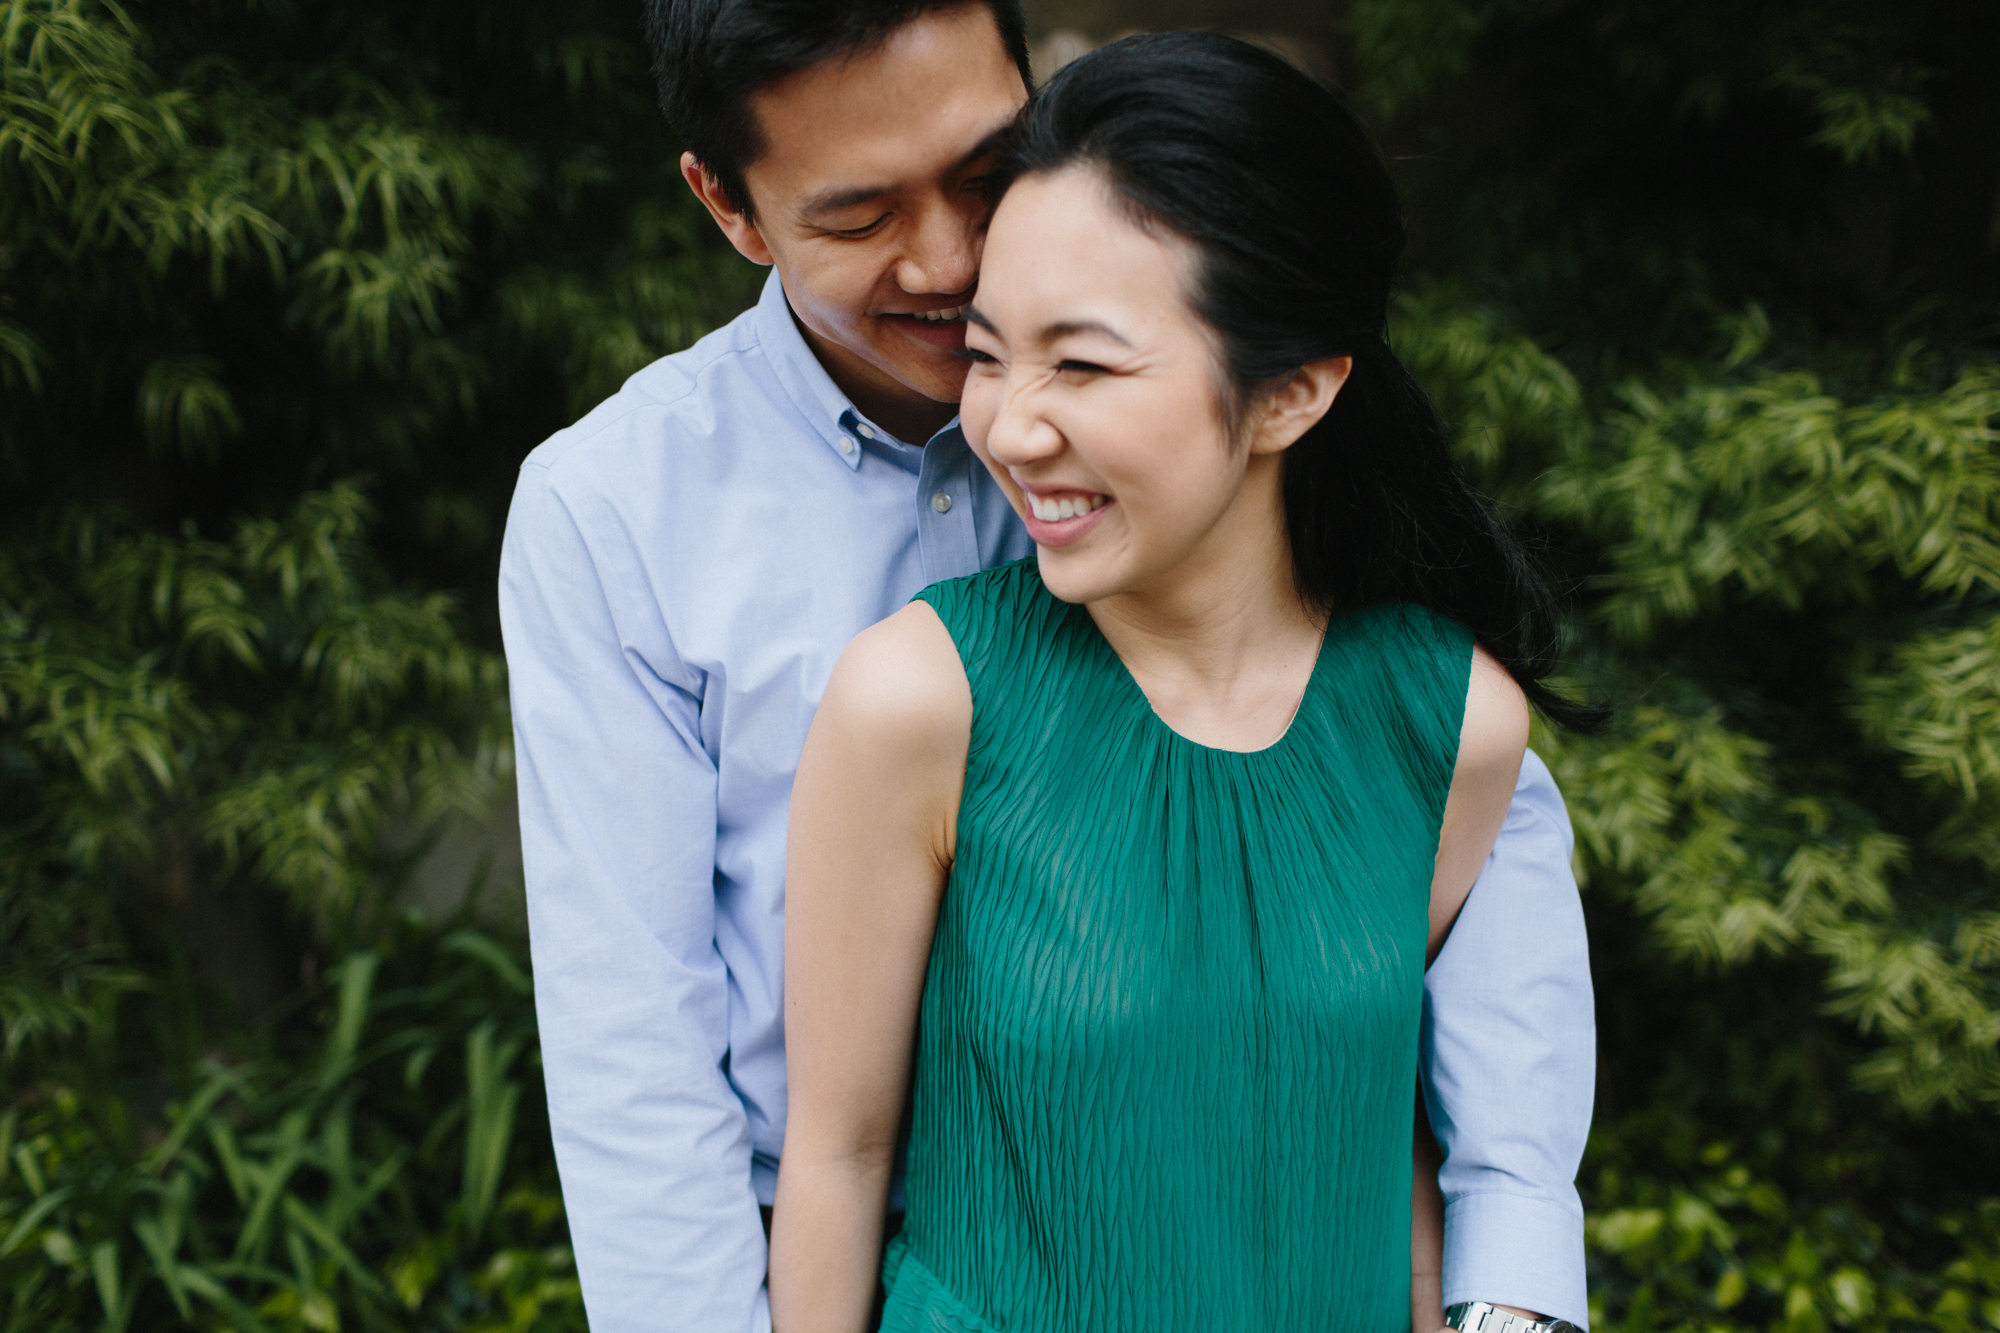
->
[[895, 194, 979, 296]]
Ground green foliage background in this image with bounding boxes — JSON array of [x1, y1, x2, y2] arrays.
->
[[0, 0, 1994, 1329]]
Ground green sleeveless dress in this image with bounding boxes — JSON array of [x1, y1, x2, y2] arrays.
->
[[880, 559, 1473, 1333]]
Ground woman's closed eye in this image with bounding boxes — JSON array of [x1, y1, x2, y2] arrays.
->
[[951, 351, 1111, 374]]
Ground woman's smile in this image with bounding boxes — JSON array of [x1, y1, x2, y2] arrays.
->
[[1020, 488, 1113, 545]]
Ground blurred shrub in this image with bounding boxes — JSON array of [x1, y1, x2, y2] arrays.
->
[[1397, 300, 2000, 1118], [1582, 1128, 2000, 1333], [0, 923, 581, 1332], [1360, 0, 2000, 1327], [1, 0, 753, 1328], [2, 484, 504, 939]]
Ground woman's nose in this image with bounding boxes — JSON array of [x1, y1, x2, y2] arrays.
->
[[983, 376, 1062, 465]]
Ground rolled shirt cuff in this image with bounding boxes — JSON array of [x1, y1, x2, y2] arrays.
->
[[1442, 1190, 1589, 1328]]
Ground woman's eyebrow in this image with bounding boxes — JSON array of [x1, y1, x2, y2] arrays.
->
[[1041, 319, 1132, 347], [963, 309, 1133, 347]]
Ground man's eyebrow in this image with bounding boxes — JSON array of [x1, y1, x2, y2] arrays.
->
[[797, 123, 1011, 221], [796, 184, 890, 220], [960, 123, 1012, 171]]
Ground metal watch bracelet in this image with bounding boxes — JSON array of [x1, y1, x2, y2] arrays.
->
[[1444, 1301, 1579, 1333]]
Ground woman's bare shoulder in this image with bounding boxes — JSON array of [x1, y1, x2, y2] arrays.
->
[[1427, 644, 1532, 958], [814, 601, 972, 763], [1458, 643, 1530, 791]]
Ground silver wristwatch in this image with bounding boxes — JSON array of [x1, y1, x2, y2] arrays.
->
[[1445, 1301, 1578, 1333]]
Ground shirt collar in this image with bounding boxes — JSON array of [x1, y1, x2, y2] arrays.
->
[[748, 267, 963, 468]]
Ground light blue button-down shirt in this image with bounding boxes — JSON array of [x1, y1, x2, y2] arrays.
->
[[499, 269, 1595, 1333]]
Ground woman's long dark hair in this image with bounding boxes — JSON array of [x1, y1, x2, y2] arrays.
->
[[990, 32, 1604, 732]]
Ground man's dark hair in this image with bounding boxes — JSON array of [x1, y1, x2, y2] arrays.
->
[[645, 0, 1033, 220]]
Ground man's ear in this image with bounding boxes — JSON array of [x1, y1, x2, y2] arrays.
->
[[681, 151, 774, 266], [1249, 355, 1353, 455]]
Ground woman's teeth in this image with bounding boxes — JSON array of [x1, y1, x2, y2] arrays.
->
[[912, 305, 967, 322], [1027, 494, 1107, 521]]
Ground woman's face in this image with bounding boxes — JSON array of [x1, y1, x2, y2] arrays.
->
[[959, 167, 1281, 607]]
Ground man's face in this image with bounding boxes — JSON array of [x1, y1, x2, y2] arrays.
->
[[685, 5, 1028, 425]]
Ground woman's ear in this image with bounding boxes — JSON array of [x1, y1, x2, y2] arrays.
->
[[1249, 355, 1352, 455]]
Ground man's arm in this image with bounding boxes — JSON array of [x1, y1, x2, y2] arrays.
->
[[500, 461, 770, 1333], [1421, 749, 1597, 1328]]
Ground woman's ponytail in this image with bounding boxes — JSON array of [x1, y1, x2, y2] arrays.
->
[[1290, 342, 1604, 731]]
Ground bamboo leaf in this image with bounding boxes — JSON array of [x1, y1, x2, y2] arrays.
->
[[0, 1184, 71, 1257], [460, 1020, 521, 1241]]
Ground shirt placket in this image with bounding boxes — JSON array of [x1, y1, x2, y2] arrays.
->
[[915, 426, 982, 584]]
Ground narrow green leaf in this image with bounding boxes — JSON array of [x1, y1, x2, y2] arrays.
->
[[460, 1020, 522, 1240], [443, 929, 532, 995], [0, 1185, 72, 1257], [319, 952, 380, 1087]]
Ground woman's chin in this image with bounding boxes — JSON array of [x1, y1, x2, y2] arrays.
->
[[1034, 549, 1125, 606]]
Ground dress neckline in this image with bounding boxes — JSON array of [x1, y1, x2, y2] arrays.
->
[[1071, 600, 1332, 759]]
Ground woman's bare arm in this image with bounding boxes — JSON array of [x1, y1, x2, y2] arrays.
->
[[769, 602, 971, 1333], [1428, 645, 1530, 965]]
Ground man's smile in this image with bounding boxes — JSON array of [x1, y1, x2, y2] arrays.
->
[[883, 306, 970, 350]]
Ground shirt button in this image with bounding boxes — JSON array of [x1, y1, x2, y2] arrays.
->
[[837, 436, 856, 456], [931, 492, 953, 513], [855, 423, 876, 440]]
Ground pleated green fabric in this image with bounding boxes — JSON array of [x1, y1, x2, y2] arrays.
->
[[880, 558, 1473, 1333]]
